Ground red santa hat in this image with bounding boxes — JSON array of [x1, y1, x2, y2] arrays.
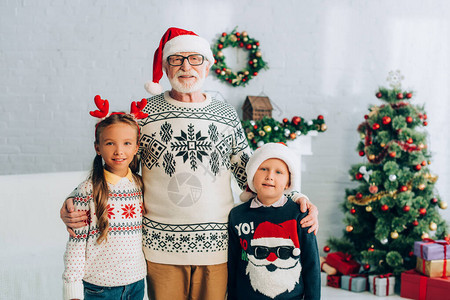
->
[[245, 142, 299, 194], [144, 27, 215, 95], [251, 220, 301, 257]]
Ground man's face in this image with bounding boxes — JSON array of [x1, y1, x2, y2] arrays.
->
[[165, 52, 210, 93]]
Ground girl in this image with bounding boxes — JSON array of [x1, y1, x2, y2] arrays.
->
[[63, 96, 148, 300]]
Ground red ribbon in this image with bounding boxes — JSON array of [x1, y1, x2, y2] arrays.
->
[[419, 276, 428, 300], [373, 273, 392, 296], [420, 238, 449, 278], [348, 274, 367, 291]]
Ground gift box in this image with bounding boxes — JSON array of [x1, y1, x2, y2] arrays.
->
[[326, 252, 360, 275], [340, 274, 367, 292], [426, 276, 450, 300], [327, 274, 341, 288], [369, 274, 395, 296], [400, 269, 429, 300], [414, 239, 450, 261], [416, 257, 450, 278], [321, 272, 327, 286], [320, 256, 337, 275]]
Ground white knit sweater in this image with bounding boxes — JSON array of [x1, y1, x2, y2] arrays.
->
[[62, 169, 146, 300], [139, 92, 252, 265]]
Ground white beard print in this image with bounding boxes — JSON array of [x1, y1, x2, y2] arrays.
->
[[245, 254, 302, 298]]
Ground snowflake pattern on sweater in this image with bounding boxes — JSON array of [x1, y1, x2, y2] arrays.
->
[[139, 92, 252, 265], [62, 170, 146, 300]]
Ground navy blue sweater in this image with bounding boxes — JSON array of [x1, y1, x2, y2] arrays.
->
[[228, 198, 320, 300]]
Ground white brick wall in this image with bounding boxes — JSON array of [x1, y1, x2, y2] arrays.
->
[[1, 0, 449, 247]]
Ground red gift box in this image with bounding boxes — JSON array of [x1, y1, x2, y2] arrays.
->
[[326, 252, 360, 275], [400, 270, 429, 300], [426, 276, 450, 300], [327, 274, 341, 288]]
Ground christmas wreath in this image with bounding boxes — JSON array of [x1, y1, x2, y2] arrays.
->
[[242, 116, 327, 150], [212, 28, 268, 87]]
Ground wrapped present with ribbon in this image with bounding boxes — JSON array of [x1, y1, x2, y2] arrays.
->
[[340, 274, 368, 292], [327, 274, 341, 288], [426, 276, 450, 300], [321, 272, 328, 286], [326, 252, 361, 275], [416, 257, 450, 278], [320, 256, 337, 275], [400, 269, 429, 300], [414, 238, 450, 261], [369, 274, 395, 296]]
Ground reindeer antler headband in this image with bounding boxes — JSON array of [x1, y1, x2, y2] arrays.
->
[[90, 95, 149, 137]]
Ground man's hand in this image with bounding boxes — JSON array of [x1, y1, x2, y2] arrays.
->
[[292, 195, 319, 235], [60, 198, 87, 237]]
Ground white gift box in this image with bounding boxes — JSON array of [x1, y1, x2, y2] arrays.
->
[[321, 272, 327, 286], [368, 275, 396, 296]]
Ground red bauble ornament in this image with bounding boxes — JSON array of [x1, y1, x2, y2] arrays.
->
[[222, 32, 227, 37], [419, 208, 427, 216], [423, 114, 428, 120], [239, 42, 244, 48], [431, 198, 438, 204], [368, 247, 375, 252], [415, 164, 422, 171], [248, 60, 253, 65], [423, 121, 428, 126], [409, 251, 414, 257], [372, 123, 380, 130], [355, 173, 363, 180], [381, 204, 389, 211], [350, 208, 356, 214], [397, 93, 404, 99], [359, 150, 365, 156], [376, 92, 382, 98], [355, 192, 363, 199], [318, 115, 324, 120], [218, 44, 223, 49], [382, 116, 391, 125], [399, 185, 408, 192], [407, 138, 413, 144], [246, 44, 252, 50], [406, 116, 413, 123], [412, 220, 419, 226], [289, 133, 297, 139], [253, 125, 258, 129], [406, 92, 413, 99], [323, 246, 330, 253], [421, 161, 427, 166], [235, 32, 241, 36], [403, 205, 411, 212], [364, 115, 369, 120], [282, 118, 289, 124], [389, 152, 396, 158], [253, 72, 258, 76], [369, 185, 378, 194], [364, 264, 371, 270], [292, 116, 301, 125]]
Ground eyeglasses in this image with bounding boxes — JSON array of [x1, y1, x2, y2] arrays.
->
[[167, 54, 205, 66], [252, 246, 297, 260]]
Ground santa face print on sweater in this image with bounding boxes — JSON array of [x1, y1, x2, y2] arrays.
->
[[241, 220, 302, 298]]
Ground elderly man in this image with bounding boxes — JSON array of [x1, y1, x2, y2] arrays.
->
[[61, 27, 318, 300]]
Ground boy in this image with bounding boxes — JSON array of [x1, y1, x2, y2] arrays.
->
[[228, 143, 320, 299]]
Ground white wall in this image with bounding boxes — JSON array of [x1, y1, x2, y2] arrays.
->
[[1, 0, 449, 249]]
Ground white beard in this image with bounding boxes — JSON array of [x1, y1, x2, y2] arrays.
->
[[246, 255, 301, 298], [169, 69, 205, 93]]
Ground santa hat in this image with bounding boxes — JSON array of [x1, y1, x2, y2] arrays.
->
[[144, 27, 215, 95], [245, 143, 299, 194], [251, 220, 301, 257]]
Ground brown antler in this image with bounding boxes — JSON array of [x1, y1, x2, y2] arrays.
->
[[130, 98, 149, 119], [89, 95, 109, 118]]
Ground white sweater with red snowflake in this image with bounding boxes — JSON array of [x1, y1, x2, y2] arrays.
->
[[62, 169, 146, 300]]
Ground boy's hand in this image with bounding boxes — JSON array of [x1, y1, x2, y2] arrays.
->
[[60, 198, 87, 237], [292, 195, 319, 235]]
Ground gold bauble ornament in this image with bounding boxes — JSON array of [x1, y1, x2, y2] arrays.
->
[[380, 143, 386, 148], [390, 231, 399, 239], [369, 154, 375, 160], [346, 225, 354, 232], [243, 37, 248, 42], [429, 222, 437, 231], [439, 201, 448, 209], [217, 51, 224, 57], [418, 143, 425, 149], [220, 71, 226, 76], [247, 132, 254, 139], [321, 124, 328, 131], [226, 69, 232, 75], [244, 71, 249, 76], [421, 232, 429, 240], [220, 37, 225, 43], [366, 206, 373, 212], [263, 125, 272, 133], [253, 59, 258, 63], [241, 31, 248, 37], [360, 133, 366, 139], [230, 35, 237, 42], [418, 184, 426, 190], [255, 51, 262, 58], [258, 130, 265, 137]]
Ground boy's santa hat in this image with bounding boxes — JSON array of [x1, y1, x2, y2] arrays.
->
[[245, 142, 300, 194], [144, 27, 215, 95], [251, 220, 301, 257]]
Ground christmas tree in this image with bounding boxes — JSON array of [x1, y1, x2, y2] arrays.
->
[[328, 71, 448, 276]]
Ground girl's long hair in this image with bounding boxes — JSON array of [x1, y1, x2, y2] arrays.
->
[[91, 113, 143, 244]]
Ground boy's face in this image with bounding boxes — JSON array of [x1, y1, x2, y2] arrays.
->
[[253, 158, 290, 203]]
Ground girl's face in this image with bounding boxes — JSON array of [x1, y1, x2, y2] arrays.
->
[[95, 123, 139, 177]]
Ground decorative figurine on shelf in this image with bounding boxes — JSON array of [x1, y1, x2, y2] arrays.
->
[[242, 95, 273, 121]]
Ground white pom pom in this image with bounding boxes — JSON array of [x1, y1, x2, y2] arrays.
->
[[144, 81, 163, 95], [239, 191, 255, 202], [292, 248, 300, 257]]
